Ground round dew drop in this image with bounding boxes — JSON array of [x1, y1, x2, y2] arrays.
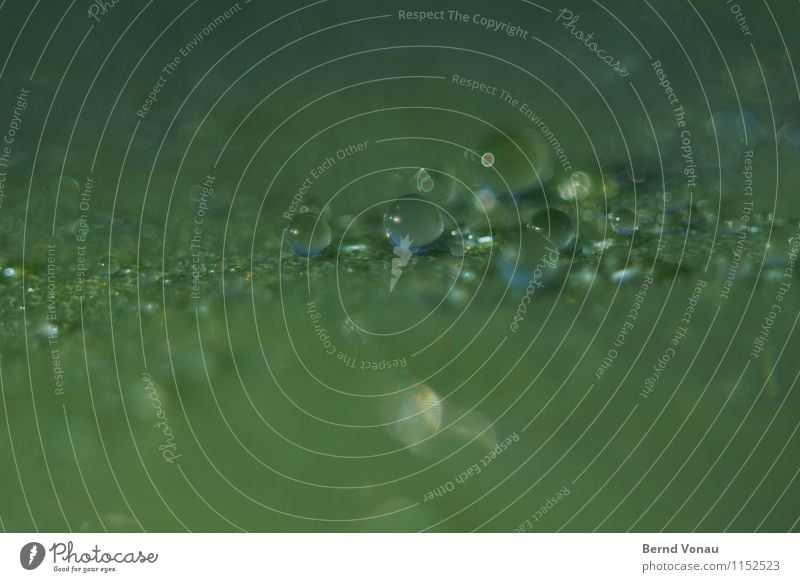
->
[[528, 208, 575, 250], [413, 168, 435, 193], [287, 213, 332, 257], [384, 196, 444, 251], [609, 209, 637, 235], [558, 171, 592, 201]]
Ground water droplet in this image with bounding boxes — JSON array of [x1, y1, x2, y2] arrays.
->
[[558, 171, 592, 201], [476, 130, 554, 194], [528, 208, 575, 249], [384, 196, 444, 251], [446, 227, 480, 258], [609, 208, 637, 235], [412, 168, 435, 193], [99, 258, 120, 276], [287, 213, 332, 257], [498, 226, 562, 288], [765, 233, 799, 267]]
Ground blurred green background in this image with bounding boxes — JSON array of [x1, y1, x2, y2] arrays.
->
[[0, 0, 798, 532]]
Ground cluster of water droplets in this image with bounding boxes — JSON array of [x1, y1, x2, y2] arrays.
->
[[275, 123, 800, 298]]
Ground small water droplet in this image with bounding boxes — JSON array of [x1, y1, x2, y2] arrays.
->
[[99, 258, 120, 276], [412, 168, 435, 193], [609, 209, 637, 235], [383, 196, 444, 251], [287, 213, 332, 257], [558, 171, 592, 201], [528, 208, 575, 249]]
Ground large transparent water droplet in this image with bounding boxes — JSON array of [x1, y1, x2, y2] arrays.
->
[[287, 213, 332, 257], [528, 208, 575, 249], [383, 196, 444, 251]]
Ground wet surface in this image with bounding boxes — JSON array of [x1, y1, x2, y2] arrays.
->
[[0, 0, 799, 532]]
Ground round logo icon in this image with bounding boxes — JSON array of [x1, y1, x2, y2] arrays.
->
[[20, 542, 45, 570]]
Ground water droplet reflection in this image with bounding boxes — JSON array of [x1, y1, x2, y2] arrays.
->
[[412, 168, 435, 193], [609, 208, 637, 235], [287, 213, 332, 257], [528, 208, 575, 249], [384, 196, 444, 251], [558, 171, 592, 202]]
